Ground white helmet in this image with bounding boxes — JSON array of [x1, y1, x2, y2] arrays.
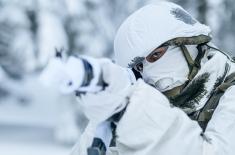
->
[[114, 1, 211, 68]]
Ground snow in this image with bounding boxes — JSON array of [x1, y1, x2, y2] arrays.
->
[[0, 125, 71, 155], [0, 82, 60, 127], [65, 0, 86, 16], [0, 75, 84, 152], [1, 0, 235, 154], [37, 9, 68, 67], [0, 142, 69, 155]]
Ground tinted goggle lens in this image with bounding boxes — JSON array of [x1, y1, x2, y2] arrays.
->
[[133, 45, 169, 72]]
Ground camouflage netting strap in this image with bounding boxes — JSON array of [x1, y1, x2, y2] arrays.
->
[[196, 72, 235, 131], [163, 35, 211, 98], [177, 35, 211, 81], [162, 35, 235, 132], [163, 35, 212, 46], [180, 45, 201, 81], [164, 84, 185, 99]]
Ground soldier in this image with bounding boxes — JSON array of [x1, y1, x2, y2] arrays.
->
[[41, 1, 235, 155]]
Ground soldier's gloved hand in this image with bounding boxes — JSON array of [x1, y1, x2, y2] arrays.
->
[[77, 58, 136, 124]]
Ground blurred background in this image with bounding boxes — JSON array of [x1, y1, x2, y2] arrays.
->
[[0, 0, 234, 154]]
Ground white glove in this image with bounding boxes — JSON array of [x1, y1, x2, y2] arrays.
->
[[77, 58, 136, 124]]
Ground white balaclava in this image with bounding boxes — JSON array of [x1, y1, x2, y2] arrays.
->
[[142, 45, 198, 92], [114, 1, 211, 92]]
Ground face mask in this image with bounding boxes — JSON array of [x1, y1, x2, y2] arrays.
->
[[142, 46, 197, 92]]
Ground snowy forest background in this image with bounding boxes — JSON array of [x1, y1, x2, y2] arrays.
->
[[0, 0, 234, 154]]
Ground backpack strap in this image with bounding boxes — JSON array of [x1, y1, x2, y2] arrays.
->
[[196, 71, 235, 131]]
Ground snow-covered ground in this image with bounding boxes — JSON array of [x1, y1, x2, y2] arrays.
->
[[0, 75, 79, 155], [0, 75, 65, 127], [0, 125, 71, 155]]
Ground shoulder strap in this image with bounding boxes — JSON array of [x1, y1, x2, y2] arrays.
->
[[196, 71, 235, 131]]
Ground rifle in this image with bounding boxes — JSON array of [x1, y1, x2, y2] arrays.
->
[[87, 138, 106, 155], [40, 49, 108, 155]]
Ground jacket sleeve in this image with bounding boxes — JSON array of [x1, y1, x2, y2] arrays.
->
[[115, 80, 235, 155]]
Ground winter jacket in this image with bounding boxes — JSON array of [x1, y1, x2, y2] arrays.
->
[[107, 58, 235, 155]]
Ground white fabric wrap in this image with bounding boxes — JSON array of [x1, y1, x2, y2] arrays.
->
[[40, 56, 111, 94], [114, 1, 211, 67], [39, 56, 86, 94]]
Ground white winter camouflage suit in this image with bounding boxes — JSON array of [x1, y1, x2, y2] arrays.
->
[[71, 2, 235, 155]]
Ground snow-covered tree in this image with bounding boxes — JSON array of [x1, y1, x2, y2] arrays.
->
[[0, 4, 36, 79], [65, 0, 150, 58], [172, 0, 235, 55], [1, 0, 235, 150], [37, 0, 69, 67]]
